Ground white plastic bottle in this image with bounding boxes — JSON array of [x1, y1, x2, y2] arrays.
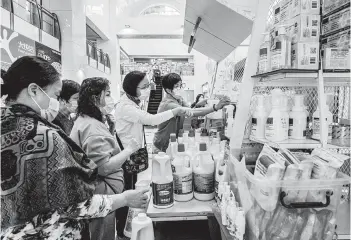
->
[[131, 213, 154, 240], [271, 26, 292, 70], [258, 33, 271, 73], [234, 208, 245, 240], [210, 136, 221, 166], [250, 95, 267, 139], [152, 152, 174, 208], [193, 143, 215, 201], [312, 104, 333, 141], [178, 129, 184, 144], [166, 133, 178, 161], [200, 131, 210, 146], [172, 143, 193, 202], [221, 186, 230, 226], [265, 89, 289, 142], [124, 180, 150, 238], [215, 153, 227, 198], [289, 95, 308, 139], [183, 131, 189, 149]]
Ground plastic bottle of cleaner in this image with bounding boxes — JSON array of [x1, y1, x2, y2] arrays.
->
[[289, 95, 308, 139], [131, 213, 154, 240], [178, 129, 184, 144], [172, 143, 193, 202], [210, 136, 221, 166], [183, 131, 189, 149], [258, 33, 271, 73], [200, 130, 210, 146], [312, 104, 333, 141], [251, 95, 267, 139], [234, 208, 245, 240], [221, 185, 231, 226], [265, 89, 289, 142], [166, 133, 178, 161], [193, 143, 215, 201], [226, 194, 236, 231], [152, 152, 174, 208], [124, 180, 150, 238], [271, 26, 291, 70], [215, 152, 227, 198]]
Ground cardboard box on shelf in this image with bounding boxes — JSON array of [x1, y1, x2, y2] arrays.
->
[[274, 0, 293, 25], [322, 48, 350, 70], [322, 7, 350, 35], [291, 0, 320, 16], [291, 42, 319, 69], [322, 0, 349, 16], [321, 28, 351, 49]]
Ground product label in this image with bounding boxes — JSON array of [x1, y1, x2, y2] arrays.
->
[[124, 208, 144, 234], [288, 118, 293, 136], [173, 173, 193, 195], [265, 117, 274, 137], [194, 173, 214, 194], [152, 182, 174, 206], [251, 118, 258, 135], [215, 180, 219, 194]]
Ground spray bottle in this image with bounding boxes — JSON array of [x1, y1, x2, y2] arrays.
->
[[251, 95, 268, 139], [289, 95, 308, 139], [258, 33, 271, 73], [166, 133, 178, 161], [265, 89, 289, 142], [271, 25, 292, 70]]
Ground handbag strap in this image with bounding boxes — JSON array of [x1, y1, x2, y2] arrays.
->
[[142, 125, 147, 148], [115, 125, 147, 150]]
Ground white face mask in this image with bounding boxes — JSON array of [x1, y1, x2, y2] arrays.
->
[[139, 88, 150, 100], [104, 96, 115, 114], [173, 88, 184, 96], [31, 86, 59, 122], [67, 100, 78, 113]]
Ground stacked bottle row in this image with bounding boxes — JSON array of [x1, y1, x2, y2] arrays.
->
[[250, 89, 333, 142], [152, 129, 228, 208]]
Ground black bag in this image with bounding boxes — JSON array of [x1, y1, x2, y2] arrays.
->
[[115, 127, 148, 174]]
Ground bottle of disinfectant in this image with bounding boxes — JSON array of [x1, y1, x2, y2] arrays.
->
[[251, 95, 267, 139], [271, 26, 291, 70], [178, 129, 184, 144], [166, 133, 178, 161], [265, 89, 289, 142], [312, 104, 333, 141], [152, 152, 174, 208], [124, 180, 150, 238], [193, 143, 215, 201], [258, 33, 271, 73], [131, 213, 154, 240], [215, 153, 227, 198], [289, 95, 308, 139], [172, 143, 193, 202]]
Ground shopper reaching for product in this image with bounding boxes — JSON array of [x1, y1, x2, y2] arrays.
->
[[153, 73, 231, 152]]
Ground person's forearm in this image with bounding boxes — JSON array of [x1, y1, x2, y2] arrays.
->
[[191, 106, 215, 117], [141, 110, 174, 125], [110, 192, 127, 211], [98, 149, 131, 175]]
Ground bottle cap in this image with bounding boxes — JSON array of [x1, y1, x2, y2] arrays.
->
[[179, 129, 184, 135], [189, 129, 195, 137], [199, 142, 207, 151], [178, 143, 185, 152], [170, 133, 177, 142]]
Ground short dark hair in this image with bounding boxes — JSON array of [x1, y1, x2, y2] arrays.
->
[[77, 77, 110, 122], [191, 94, 204, 108], [59, 80, 80, 102], [1, 56, 60, 100], [162, 73, 182, 91], [123, 71, 146, 97]]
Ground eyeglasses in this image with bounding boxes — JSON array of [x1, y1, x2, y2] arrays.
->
[[174, 83, 186, 89]]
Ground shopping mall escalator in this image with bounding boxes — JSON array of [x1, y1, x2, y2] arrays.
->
[[147, 70, 163, 114]]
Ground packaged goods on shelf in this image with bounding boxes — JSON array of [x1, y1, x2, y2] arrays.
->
[[322, 0, 350, 16], [291, 0, 320, 17], [322, 48, 350, 70], [291, 42, 319, 69], [321, 28, 351, 49], [332, 124, 351, 138], [270, 27, 292, 70], [288, 14, 321, 43], [274, 0, 293, 25], [322, 7, 350, 35]]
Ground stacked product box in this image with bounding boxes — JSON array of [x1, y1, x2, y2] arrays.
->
[[272, 0, 321, 70], [321, 1, 350, 71]]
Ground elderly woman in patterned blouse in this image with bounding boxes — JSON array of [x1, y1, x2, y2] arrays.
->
[[0, 56, 148, 239]]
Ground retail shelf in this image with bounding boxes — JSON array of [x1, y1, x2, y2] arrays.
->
[[249, 136, 322, 149], [252, 69, 319, 86], [323, 72, 351, 85], [327, 139, 351, 149]]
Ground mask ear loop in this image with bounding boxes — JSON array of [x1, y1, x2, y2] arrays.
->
[[29, 84, 48, 110]]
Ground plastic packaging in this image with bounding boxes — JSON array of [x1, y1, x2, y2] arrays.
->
[[291, 42, 320, 69], [312, 104, 333, 141], [251, 95, 268, 139], [193, 143, 215, 201], [265, 89, 289, 142], [289, 95, 308, 139], [271, 26, 292, 70], [258, 33, 271, 73], [152, 152, 174, 208], [166, 133, 178, 161], [172, 143, 193, 202], [124, 180, 151, 238], [131, 213, 154, 240]]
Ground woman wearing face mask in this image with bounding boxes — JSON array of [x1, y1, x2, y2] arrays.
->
[[52, 79, 80, 134], [153, 73, 231, 152], [1, 57, 148, 240], [70, 78, 143, 240]]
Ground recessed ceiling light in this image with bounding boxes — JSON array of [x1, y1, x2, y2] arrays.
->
[[125, 25, 130, 28]]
